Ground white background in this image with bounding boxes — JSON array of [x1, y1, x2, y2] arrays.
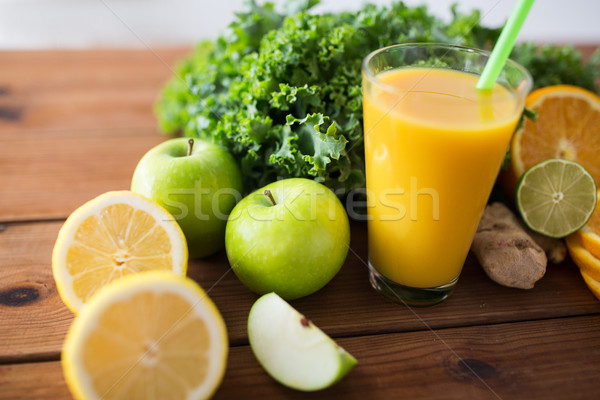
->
[[1, 0, 599, 49]]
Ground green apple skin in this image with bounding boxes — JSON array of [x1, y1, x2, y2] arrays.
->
[[131, 138, 243, 258], [225, 178, 350, 300], [248, 292, 357, 391]]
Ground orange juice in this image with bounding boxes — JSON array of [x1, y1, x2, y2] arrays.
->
[[363, 67, 522, 288]]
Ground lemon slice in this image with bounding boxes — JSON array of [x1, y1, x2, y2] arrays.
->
[[516, 159, 597, 238], [52, 191, 188, 313], [62, 271, 228, 400]]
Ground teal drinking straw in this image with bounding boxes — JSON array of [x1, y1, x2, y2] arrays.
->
[[476, 0, 536, 90]]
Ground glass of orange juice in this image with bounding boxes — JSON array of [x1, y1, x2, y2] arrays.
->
[[362, 43, 532, 306]]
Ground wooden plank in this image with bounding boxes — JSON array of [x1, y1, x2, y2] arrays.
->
[[0, 127, 166, 222], [577, 45, 599, 62], [2, 315, 599, 400], [2, 220, 599, 363], [0, 49, 191, 131], [0, 222, 73, 364], [0, 49, 194, 222], [216, 315, 600, 400], [0, 361, 70, 400]]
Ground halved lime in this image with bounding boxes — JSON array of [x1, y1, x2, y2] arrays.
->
[[516, 159, 597, 238]]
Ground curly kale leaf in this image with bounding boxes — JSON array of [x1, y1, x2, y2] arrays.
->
[[511, 43, 600, 92]]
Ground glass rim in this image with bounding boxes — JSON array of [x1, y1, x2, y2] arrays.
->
[[362, 42, 533, 97]]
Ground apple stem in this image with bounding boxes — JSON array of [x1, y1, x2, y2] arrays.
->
[[187, 138, 194, 156], [264, 189, 276, 206]]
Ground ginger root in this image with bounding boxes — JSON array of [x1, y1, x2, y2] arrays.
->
[[527, 230, 567, 264], [472, 202, 547, 289]]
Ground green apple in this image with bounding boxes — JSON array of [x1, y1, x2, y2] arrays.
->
[[131, 137, 243, 258], [225, 178, 350, 300], [248, 292, 357, 391]]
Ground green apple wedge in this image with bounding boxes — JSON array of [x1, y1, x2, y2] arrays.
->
[[225, 178, 350, 300], [131, 138, 243, 258], [248, 292, 357, 391]]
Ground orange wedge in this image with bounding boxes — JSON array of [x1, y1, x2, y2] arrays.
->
[[566, 235, 600, 301], [502, 85, 600, 196], [580, 269, 600, 301], [566, 235, 600, 282], [570, 190, 600, 259]]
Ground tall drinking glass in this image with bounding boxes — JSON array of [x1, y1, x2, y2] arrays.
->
[[362, 43, 532, 306]]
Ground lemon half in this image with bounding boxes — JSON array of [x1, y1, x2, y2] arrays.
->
[[62, 271, 228, 400], [52, 190, 188, 313]]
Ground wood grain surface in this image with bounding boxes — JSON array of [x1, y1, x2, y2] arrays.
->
[[0, 49, 182, 222], [1, 46, 599, 400], [2, 220, 599, 362], [2, 316, 599, 400]]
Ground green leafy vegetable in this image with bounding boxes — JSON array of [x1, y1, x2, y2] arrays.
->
[[156, 0, 600, 195], [511, 43, 600, 90]]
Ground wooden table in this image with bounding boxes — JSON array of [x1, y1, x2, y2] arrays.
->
[[1, 47, 600, 400]]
